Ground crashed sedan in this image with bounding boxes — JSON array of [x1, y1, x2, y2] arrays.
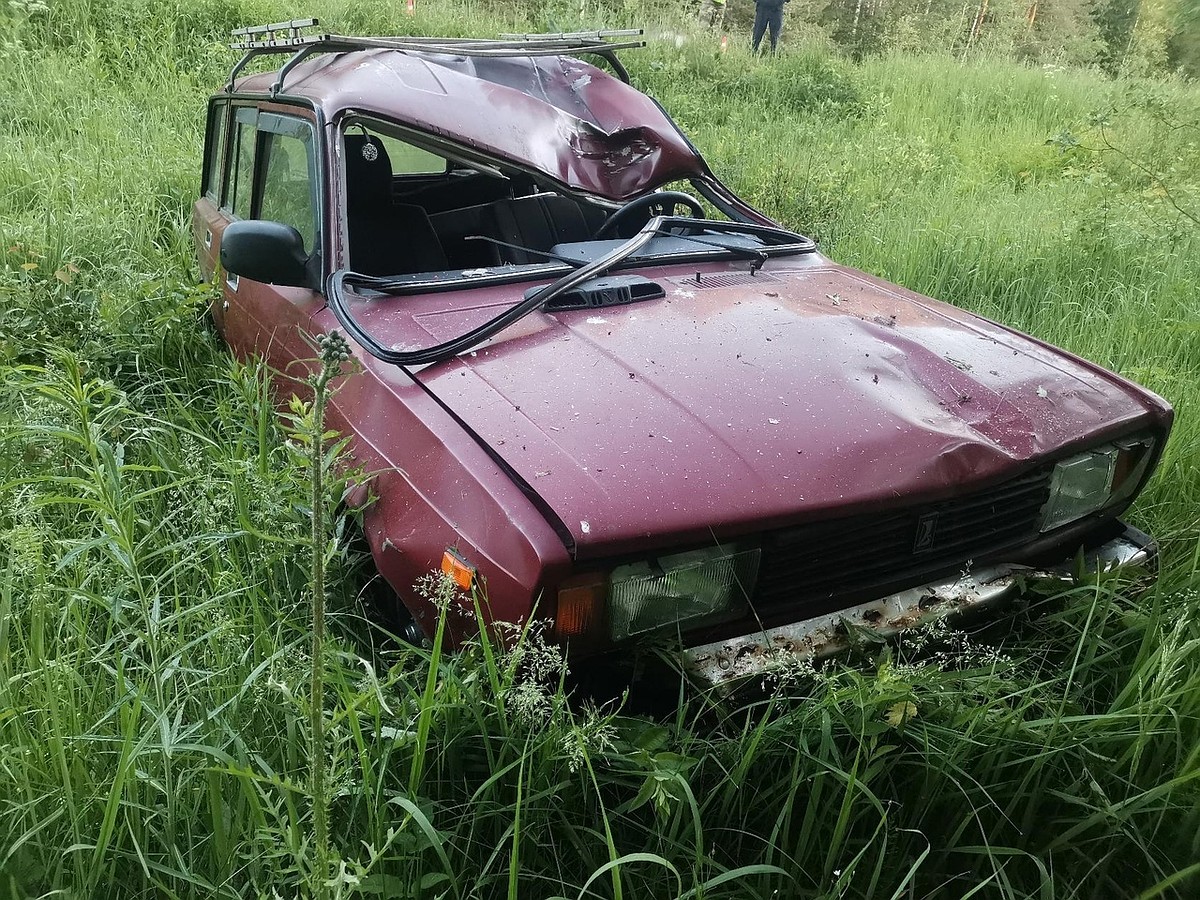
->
[[194, 23, 1172, 687]]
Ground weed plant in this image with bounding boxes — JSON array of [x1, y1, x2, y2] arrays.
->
[[1, 1, 1198, 898]]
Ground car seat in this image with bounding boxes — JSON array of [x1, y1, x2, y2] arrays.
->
[[343, 132, 448, 276]]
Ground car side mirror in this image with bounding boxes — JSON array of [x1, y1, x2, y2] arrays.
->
[[220, 220, 313, 288]]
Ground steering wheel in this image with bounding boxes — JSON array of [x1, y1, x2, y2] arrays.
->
[[593, 191, 705, 240]]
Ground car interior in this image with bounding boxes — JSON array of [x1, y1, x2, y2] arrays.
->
[[343, 123, 648, 277]]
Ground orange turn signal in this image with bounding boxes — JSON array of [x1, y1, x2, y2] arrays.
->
[[555, 572, 607, 640], [441, 549, 475, 591]]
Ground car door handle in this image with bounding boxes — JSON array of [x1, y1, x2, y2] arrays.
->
[[204, 229, 213, 249]]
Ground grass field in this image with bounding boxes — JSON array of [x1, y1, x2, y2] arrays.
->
[[1, 1, 1198, 897]]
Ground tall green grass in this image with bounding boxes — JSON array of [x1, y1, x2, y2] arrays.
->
[[1, 1, 1198, 898]]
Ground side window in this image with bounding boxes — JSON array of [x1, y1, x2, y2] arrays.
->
[[219, 109, 320, 261], [378, 134, 447, 176], [259, 131, 316, 253], [227, 117, 256, 217], [202, 102, 227, 202]]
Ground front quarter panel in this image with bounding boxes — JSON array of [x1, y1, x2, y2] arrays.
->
[[325, 350, 574, 643], [213, 271, 573, 644]]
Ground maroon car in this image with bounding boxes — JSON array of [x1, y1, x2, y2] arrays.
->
[[195, 22, 1171, 686]]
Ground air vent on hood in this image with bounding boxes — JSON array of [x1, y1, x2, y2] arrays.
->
[[683, 271, 781, 289], [526, 275, 665, 312]]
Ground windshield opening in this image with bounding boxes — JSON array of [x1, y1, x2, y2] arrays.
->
[[340, 119, 812, 285]]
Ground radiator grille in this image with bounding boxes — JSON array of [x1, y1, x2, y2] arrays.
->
[[754, 467, 1053, 610]]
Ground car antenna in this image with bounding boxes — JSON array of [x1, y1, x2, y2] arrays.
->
[[226, 19, 646, 95]]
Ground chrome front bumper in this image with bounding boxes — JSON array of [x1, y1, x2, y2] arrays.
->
[[682, 525, 1157, 690]]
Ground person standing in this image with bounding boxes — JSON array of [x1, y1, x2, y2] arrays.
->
[[752, 0, 787, 54]]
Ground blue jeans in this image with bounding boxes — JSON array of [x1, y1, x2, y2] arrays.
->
[[752, 2, 784, 53]]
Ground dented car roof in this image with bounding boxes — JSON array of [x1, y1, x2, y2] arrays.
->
[[234, 50, 708, 199]]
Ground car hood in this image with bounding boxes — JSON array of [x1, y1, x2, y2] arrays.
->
[[394, 259, 1167, 558]]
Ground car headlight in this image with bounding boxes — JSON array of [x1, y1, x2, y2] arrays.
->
[[1040, 435, 1156, 532], [608, 544, 761, 640], [554, 543, 761, 644]]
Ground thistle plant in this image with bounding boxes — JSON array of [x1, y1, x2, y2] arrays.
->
[[307, 330, 351, 900]]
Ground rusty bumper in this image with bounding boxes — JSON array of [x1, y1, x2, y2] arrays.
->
[[682, 524, 1157, 690]]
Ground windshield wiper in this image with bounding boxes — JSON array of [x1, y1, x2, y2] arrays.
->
[[326, 216, 669, 368], [649, 227, 769, 273], [666, 218, 811, 248]]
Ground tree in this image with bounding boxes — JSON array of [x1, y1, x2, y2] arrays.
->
[[1092, 0, 1141, 73], [1167, 0, 1200, 75]]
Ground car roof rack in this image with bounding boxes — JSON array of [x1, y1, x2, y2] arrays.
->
[[226, 19, 645, 94]]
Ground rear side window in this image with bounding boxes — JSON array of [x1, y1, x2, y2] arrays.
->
[[203, 102, 227, 201]]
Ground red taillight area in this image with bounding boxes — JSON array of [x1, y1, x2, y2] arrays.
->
[[554, 572, 607, 641], [441, 549, 475, 591]]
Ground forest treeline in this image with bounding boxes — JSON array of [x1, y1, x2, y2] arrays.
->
[[3, 0, 1199, 76], [724, 0, 1200, 74]]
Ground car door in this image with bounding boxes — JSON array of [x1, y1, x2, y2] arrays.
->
[[199, 104, 327, 382]]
